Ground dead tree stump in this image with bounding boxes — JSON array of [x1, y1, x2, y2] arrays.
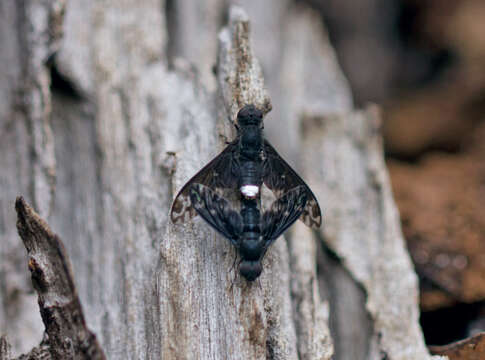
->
[[0, 1, 445, 359]]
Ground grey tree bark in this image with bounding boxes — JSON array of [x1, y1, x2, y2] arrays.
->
[[0, 1, 446, 359]]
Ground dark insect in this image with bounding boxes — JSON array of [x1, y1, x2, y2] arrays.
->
[[189, 183, 308, 281], [170, 104, 322, 280], [170, 104, 322, 228]]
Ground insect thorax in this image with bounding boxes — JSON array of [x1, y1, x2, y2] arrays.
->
[[240, 125, 263, 159]]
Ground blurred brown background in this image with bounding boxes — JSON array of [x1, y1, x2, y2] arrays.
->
[[304, 0, 485, 346]]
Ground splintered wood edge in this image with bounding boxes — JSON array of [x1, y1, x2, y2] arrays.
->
[[216, 5, 272, 123], [14, 196, 106, 360], [429, 332, 485, 360], [15, 196, 77, 298]]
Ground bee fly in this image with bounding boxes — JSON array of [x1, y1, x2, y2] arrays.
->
[[170, 104, 322, 280]]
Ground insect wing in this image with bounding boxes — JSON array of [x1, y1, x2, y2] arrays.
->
[[262, 140, 322, 228], [170, 141, 239, 224], [189, 183, 243, 245], [261, 185, 308, 244]]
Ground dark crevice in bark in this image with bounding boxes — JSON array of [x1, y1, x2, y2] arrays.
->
[[220, 3, 230, 34], [47, 57, 83, 101], [164, 0, 176, 69], [265, 337, 275, 360], [15, 1, 28, 85], [316, 233, 373, 360]]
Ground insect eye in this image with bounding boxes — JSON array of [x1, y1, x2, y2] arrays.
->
[[237, 105, 263, 125]]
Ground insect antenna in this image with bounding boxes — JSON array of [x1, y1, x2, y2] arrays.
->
[[229, 247, 238, 274], [229, 258, 243, 291]]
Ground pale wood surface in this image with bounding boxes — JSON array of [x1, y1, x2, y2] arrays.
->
[[0, 1, 445, 359]]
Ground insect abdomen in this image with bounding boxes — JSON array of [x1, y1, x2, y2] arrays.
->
[[239, 161, 262, 198], [239, 199, 264, 261]]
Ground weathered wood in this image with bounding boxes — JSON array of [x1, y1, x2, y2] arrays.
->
[[0, 337, 11, 360], [14, 197, 105, 360], [217, 7, 272, 120], [0, 0, 64, 355], [157, 7, 301, 359], [0, 1, 447, 359], [300, 108, 445, 360]]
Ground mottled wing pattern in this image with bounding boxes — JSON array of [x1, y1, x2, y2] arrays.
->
[[189, 183, 243, 245], [170, 141, 239, 224], [262, 140, 322, 228], [261, 186, 308, 246]]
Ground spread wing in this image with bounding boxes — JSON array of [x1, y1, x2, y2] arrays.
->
[[189, 183, 243, 245], [262, 140, 322, 228], [170, 140, 239, 224], [261, 186, 308, 247]]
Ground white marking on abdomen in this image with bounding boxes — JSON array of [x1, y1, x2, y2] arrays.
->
[[240, 185, 259, 198]]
